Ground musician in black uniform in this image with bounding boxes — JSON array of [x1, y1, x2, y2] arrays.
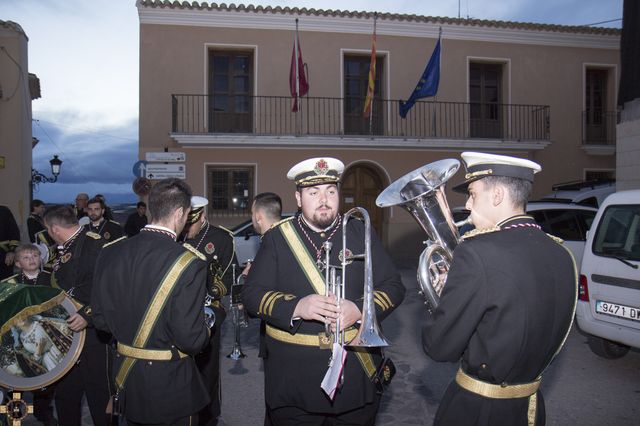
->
[[422, 152, 578, 425], [181, 196, 236, 426], [85, 197, 124, 243], [1, 243, 57, 425], [0, 205, 20, 280], [124, 201, 148, 237], [43, 205, 111, 426], [243, 157, 405, 425], [27, 199, 47, 243], [91, 178, 211, 426]]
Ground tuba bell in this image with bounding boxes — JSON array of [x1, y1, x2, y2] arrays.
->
[[376, 159, 469, 310]]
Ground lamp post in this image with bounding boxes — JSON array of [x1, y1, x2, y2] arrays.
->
[[32, 155, 63, 190]]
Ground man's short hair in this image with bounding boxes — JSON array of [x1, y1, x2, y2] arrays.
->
[[136, 201, 147, 209], [44, 205, 79, 228], [87, 197, 105, 209], [15, 243, 40, 258], [75, 193, 89, 201], [148, 179, 192, 222], [253, 192, 282, 222], [483, 176, 532, 210], [30, 199, 44, 211]]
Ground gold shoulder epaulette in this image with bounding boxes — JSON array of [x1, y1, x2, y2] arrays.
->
[[86, 231, 102, 240], [546, 233, 564, 245], [461, 226, 500, 241], [183, 243, 206, 261], [103, 236, 127, 248], [271, 216, 295, 229]]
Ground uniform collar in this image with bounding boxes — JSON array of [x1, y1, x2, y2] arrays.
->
[[497, 214, 536, 229], [143, 224, 177, 240]]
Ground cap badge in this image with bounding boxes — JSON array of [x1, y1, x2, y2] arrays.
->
[[314, 159, 329, 176], [205, 242, 215, 254]]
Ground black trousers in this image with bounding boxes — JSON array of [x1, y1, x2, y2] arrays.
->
[[54, 329, 112, 426], [33, 385, 56, 423], [195, 306, 225, 426], [267, 396, 380, 426]]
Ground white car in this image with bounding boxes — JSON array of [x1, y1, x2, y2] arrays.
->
[[452, 202, 598, 266], [540, 179, 615, 208], [575, 190, 640, 359]]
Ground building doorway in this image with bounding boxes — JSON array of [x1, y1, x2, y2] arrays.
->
[[340, 163, 385, 236]]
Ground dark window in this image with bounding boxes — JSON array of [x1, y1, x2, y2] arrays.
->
[[207, 166, 254, 216], [585, 170, 615, 182], [593, 205, 640, 261], [344, 55, 383, 135], [531, 209, 595, 241], [469, 63, 503, 138], [208, 51, 253, 133]]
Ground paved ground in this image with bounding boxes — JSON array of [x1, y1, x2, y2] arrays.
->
[[15, 267, 640, 425]]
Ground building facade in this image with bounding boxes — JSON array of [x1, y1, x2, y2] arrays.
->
[[0, 20, 40, 239], [137, 1, 620, 259]]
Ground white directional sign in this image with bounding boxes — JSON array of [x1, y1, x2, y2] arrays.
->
[[146, 163, 186, 180], [146, 152, 186, 162]]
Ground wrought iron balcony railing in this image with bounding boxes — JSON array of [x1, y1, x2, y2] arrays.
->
[[172, 94, 550, 141], [582, 110, 618, 146]]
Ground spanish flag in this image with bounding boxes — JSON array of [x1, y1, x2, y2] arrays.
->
[[363, 14, 378, 119]]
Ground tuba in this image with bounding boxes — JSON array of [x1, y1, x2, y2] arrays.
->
[[376, 159, 469, 310]]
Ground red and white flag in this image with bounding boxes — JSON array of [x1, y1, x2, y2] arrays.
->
[[289, 20, 309, 112]]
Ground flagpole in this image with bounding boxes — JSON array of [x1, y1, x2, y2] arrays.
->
[[368, 13, 377, 136]]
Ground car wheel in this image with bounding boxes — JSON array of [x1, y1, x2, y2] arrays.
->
[[587, 335, 630, 359]]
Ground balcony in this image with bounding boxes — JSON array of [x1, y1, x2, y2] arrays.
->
[[581, 110, 618, 155], [171, 95, 550, 149]]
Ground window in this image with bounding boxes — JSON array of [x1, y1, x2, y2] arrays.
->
[[585, 170, 615, 182], [207, 166, 254, 216], [469, 63, 503, 138], [593, 205, 640, 261], [344, 55, 383, 135], [530, 209, 596, 241], [208, 50, 253, 133]]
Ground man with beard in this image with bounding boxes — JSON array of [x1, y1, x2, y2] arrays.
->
[[92, 178, 211, 425], [243, 157, 405, 425], [85, 197, 124, 243], [422, 152, 578, 425], [43, 205, 111, 426], [181, 196, 236, 426]]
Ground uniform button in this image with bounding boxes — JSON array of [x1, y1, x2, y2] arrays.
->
[[481, 363, 487, 369], [148, 361, 153, 366]]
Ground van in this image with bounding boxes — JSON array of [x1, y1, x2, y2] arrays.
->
[[575, 190, 640, 359]]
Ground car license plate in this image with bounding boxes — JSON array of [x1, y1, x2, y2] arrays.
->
[[596, 300, 640, 322]]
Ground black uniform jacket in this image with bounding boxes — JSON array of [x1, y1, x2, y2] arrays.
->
[[243, 214, 405, 414], [91, 229, 211, 423], [85, 219, 125, 243], [51, 228, 104, 323], [422, 215, 578, 426], [184, 221, 237, 300], [27, 214, 46, 243], [0, 205, 20, 280]]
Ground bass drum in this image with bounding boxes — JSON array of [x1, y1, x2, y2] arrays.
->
[[0, 284, 85, 391]]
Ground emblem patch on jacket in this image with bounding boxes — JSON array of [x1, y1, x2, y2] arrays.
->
[[205, 242, 215, 254]]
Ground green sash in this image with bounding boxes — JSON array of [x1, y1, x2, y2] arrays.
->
[[279, 220, 377, 379], [115, 251, 197, 390]]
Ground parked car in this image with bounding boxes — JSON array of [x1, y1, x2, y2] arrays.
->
[[452, 201, 597, 266], [539, 179, 615, 208], [575, 190, 640, 359], [232, 214, 293, 264]]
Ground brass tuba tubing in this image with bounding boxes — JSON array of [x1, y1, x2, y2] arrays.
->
[[343, 207, 389, 348]]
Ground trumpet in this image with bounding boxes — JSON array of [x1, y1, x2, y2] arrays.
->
[[227, 265, 247, 360]]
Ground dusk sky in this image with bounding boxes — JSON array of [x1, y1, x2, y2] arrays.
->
[[2, 0, 623, 204]]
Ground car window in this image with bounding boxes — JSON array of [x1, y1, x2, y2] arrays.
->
[[575, 210, 597, 231], [593, 205, 640, 261], [531, 209, 583, 241]]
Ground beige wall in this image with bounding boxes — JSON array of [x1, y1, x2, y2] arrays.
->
[[138, 7, 620, 259], [617, 99, 640, 191], [0, 23, 33, 240]]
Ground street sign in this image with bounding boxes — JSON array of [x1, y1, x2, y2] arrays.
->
[[146, 152, 186, 162], [133, 160, 148, 178], [146, 163, 186, 180]]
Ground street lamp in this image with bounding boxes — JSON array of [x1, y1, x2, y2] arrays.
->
[[32, 155, 63, 189]]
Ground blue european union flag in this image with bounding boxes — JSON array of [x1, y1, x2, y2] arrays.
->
[[399, 35, 441, 118]]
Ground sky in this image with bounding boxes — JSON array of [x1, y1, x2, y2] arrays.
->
[[1, 0, 623, 204]]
